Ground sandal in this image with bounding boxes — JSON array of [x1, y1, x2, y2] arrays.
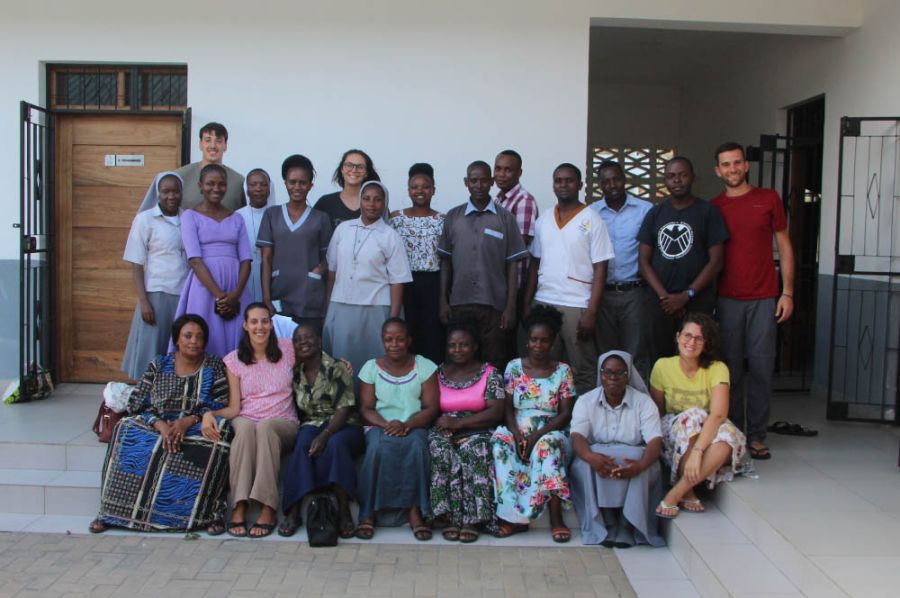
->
[[551, 527, 571, 544], [749, 445, 772, 460], [88, 518, 107, 534], [679, 498, 705, 513], [410, 524, 433, 541], [277, 515, 301, 538], [355, 521, 375, 540], [226, 520, 248, 538], [206, 519, 226, 536], [248, 522, 276, 538], [655, 501, 680, 519], [338, 515, 356, 539], [492, 522, 529, 538], [768, 421, 818, 437], [459, 527, 479, 543], [441, 526, 460, 541]]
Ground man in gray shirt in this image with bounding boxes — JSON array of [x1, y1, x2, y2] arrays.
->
[[438, 161, 527, 369]]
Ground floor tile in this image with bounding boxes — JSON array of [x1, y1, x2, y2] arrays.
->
[[0, 513, 40, 532], [811, 556, 900, 598], [630, 578, 700, 598], [614, 546, 686, 580]]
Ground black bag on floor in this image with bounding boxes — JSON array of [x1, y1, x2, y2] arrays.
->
[[306, 495, 338, 547]]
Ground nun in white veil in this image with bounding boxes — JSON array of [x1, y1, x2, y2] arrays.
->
[[236, 168, 278, 302], [569, 350, 666, 547]]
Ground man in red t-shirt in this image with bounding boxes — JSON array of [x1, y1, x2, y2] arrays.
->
[[711, 142, 795, 461]]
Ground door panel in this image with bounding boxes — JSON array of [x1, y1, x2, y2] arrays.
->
[[56, 113, 182, 382]]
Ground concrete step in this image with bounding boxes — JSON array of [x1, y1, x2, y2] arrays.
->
[[0, 440, 105, 472], [0, 468, 100, 516]]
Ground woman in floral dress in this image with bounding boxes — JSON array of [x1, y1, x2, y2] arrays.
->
[[491, 305, 576, 543], [429, 319, 505, 543]]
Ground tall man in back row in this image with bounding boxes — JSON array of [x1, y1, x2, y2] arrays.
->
[[139, 121, 246, 212], [712, 142, 794, 461], [638, 157, 729, 363]]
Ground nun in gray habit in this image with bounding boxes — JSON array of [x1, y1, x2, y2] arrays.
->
[[569, 350, 665, 547]]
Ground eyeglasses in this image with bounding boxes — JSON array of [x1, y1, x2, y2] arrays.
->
[[680, 332, 705, 344], [342, 161, 367, 172], [600, 369, 628, 380]]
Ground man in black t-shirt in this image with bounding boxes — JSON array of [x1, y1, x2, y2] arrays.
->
[[637, 157, 729, 362]]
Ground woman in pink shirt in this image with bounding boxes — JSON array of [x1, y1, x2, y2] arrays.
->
[[428, 319, 505, 543], [202, 302, 299, 538]]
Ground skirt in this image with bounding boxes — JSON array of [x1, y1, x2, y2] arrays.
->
[[281, 423, 365, 514], [569, 443, 665, 547], [97, 416, 232, 531], [323, 303, 391, 383], [357, 427, 431, 523], [428, 429, 496, 529], [662, 407, 747, 487], [121, 292, 180, 380]]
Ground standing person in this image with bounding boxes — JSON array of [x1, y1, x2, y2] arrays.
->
[[121, 172, 189, 379], [438, 161, 528, 370], [139, 122, 245, 212], [173, 164, 252, 357], [390, 162, 445, 363], [236, 168, 278, 303], [523, 163, 614, 395], [637, 157, 729, 364], [494, 149, 538, 290], [589, 161, 654, 378], [315, 149, 381, 229], [203, 304, 299, 538], [711, 142, 795, 461], [257, 155, 332, 332], [323, 181, 412, 380], [492, 305, 576, 543]]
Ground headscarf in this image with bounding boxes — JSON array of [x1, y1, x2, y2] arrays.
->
[[242, 168, 279, 210], [138, 171, 184, 213], [239, 168, 279, 239], [596, 350, 648, 395], [359, 180, 390, 222]]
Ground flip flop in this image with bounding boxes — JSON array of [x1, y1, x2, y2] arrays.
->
[[679, 498, 705, 513], [226, 520, 248, 538], [551, 527, 571, 543], [88, 518, 107, 534], [410, 524, 433, 541], [768, 421, 818, 437], [492, 522, 529, 538], [249, 522, 276, 538], [206, 519, 226, 536], [441, 526, 460, 541], [749, 445, 772, 460], [655, 501, 680, 519], [459, 528, 479, 544], [339, 515, 356, 539], [277, 515, 301, 538], [355, 522, 375, 540]]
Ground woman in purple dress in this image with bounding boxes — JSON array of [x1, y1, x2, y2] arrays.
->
[[173, 164, 252, 357]]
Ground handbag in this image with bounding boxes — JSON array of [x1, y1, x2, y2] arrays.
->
[[92, 402, 125, 443], [306, 495, 339, 547]]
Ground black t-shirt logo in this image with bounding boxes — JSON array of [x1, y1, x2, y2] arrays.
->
[[657, 222, 693, 260]]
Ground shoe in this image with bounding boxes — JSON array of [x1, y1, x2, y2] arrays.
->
[[458, 527, 479, 543], [551, 527, 571, 543], [226, 520, 248, 538], [248, 522, 276, 538], [277, 515, 300, 538], [749, 445, 772, 460], [655, 501, 680, 519], [492, 522, 529, 538], [679, 498, 705, 513]]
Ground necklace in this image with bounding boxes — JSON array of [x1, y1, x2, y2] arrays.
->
[[352, 222, 375, 266]]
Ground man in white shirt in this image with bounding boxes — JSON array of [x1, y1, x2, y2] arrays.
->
[[523, 163, 615, 394]]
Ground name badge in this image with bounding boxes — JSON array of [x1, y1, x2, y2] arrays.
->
[[307, 271, 322, 280], [484, 228, 504, 240], [272, 269, 280, 277]]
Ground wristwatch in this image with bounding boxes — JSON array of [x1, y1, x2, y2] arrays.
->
[[686, 288, 696, 299]]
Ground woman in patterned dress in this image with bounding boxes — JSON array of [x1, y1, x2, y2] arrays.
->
[[90, 314, 231, 534], [650, 313, 746, 519], [429, 318, 505, 543], [491, 305, 576, 543], [389, 163, 445, 363]]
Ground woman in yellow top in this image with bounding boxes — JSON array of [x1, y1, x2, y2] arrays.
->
[[649, 313, 746, 519]]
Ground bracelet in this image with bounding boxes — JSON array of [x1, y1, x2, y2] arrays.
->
[[782, 293, 793, 299]]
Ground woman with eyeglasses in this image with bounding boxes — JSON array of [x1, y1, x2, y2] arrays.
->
[[315, 149, 381, 230], [649, 313, 746, 519], [569, 351, 664, 547]]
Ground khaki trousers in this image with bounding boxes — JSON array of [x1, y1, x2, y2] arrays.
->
[[536, 301, 599, 396], [229, 416, 298, 510]]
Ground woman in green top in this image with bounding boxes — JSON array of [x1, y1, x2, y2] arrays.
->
[[279, 324, 364, 538], [355, 318, 440, 541]]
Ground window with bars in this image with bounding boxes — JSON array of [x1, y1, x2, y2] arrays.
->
[[48, 65, 187, 112], [589, 146, 675, 203]]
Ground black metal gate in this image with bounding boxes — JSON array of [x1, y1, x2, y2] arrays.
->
[[827, 117, 900, 423], [17, 102, 55, 400]]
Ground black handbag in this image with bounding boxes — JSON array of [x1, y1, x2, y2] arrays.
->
[[306, 495, 338, 547]]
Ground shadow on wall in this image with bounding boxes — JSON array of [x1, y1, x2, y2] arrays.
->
[[0, 259, 20, 378]]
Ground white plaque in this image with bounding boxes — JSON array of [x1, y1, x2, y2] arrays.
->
[[115, 154, 145, 167]]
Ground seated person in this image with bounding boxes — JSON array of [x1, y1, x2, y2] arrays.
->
[[91, 314, 231, 534], [356, 318, 439, 541], [429, 319, 505, 543], [204, 303, 299, 538], [570, 351, 665, 547], [491, 305, 576, 543], [280, 324, 364, 539], [650, 313, 747, 518]]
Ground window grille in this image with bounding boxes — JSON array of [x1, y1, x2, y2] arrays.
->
[[48, 65, 187, 112], [589, 146, 675, 203]]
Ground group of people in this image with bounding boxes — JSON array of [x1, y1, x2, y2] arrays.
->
[[93, 120, 794, 546]]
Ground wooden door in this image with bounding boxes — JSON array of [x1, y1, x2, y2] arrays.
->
[[55, 114, 183, 382]]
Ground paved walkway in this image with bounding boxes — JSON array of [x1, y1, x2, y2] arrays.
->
[[0, 532, 635, 598]]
